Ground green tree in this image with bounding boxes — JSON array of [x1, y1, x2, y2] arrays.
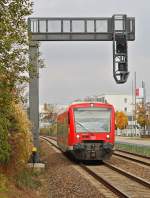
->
[[0, 0, 33, 164], [0, 116, 10, 163], [136, 103, 149, 134], [0, 0, 33, 87], [43, 103, 58, 123], [40, 104, 58, 136]]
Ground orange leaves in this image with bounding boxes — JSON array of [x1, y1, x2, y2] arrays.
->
[[115, 111, 128, 130]]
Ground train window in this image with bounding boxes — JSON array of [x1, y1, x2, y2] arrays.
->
[[74, 107, 111, 133]]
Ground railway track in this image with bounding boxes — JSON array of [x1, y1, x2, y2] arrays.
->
[[41, 136, 150, 197], [113, 149, 150, 167], [83, 162, 150, 198], [115, 149, 150, 159]]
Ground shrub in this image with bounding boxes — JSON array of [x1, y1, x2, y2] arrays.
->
[[0, 174, 8, 192], [8, 102, 33, 172], [40, 123, 57, 137], [15, 169, 41, 190], [0, 116, 11, 164]]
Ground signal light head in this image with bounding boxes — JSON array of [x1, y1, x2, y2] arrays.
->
[[118, 62, 127, 72], [116, 39, 127, 53]]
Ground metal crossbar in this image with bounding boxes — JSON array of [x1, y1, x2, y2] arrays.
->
[[28, 17, 135, 41]]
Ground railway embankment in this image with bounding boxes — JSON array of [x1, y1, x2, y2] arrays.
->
[[39, 139, 109, 198], [0, 138, 109, 198]]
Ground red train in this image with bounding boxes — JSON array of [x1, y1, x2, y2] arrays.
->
[[57, 102, 115, 161]]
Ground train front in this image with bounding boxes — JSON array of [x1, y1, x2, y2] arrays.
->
[[69, 103, 115, 161]]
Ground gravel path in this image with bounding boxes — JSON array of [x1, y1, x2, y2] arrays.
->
[[40, 139, 110, 198]]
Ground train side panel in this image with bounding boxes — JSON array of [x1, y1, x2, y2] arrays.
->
[[57, 111, 70, 152]]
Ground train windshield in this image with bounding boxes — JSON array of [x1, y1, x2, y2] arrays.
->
[[74, 107, 111, 133]]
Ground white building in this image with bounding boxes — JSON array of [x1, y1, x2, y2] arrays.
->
[[84, 94, 133, 114], [95, 94, 133, 115]]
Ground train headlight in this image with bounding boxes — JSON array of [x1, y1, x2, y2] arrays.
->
[[106, 134, 110, 139], [76, 134, 80, 139]]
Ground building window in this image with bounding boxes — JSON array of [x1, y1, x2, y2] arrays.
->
[[124, 107, 127, 112], [124, 98, 127, 103], [128, 115, 133, 121]]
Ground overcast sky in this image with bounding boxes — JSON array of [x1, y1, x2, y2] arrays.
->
[[31, 0, 150, 104]]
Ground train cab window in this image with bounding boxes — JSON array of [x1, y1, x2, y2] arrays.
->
[[74, 107, 111, 133]]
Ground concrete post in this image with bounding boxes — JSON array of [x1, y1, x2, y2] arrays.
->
[[29, 41, 40, 162]]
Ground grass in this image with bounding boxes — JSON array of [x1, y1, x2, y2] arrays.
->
[[123, 136, 150, 141], [0, 174, 8, 193], [0, 169, 42, 198], [15, 169, 41, 190], [115, 142, 150, 157]]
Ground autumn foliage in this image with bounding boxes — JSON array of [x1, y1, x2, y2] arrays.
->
[[115, 111, 128, 130], [136, 103, 150, 129], [0, 0, 33, 172], [8, 103, 33, 172]]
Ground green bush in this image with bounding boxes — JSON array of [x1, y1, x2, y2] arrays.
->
[[0, 174, 8, 192], [15, 169, 41, 189], [0, 116, 11, 164], [8, 102, 33, 171], [40, 124, 57, 137]]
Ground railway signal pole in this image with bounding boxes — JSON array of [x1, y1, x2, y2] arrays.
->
[[28, 14, 135, 161], [29, 41, 40, 162]]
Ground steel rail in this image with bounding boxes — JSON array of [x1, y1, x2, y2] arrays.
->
[[113, 151, 150, 166], [115, 149, 150, 159], [81, 164, 129, 198], [104, 162, 150, 188], [40, 136, 57, 147]]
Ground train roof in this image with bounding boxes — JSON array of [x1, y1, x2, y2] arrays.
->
[[70, 101, 113, 107], [71, 101, 107, 105], [57, 101, 114, 115]]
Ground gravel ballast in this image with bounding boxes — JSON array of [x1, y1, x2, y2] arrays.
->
[[40, 139, 113, 198], [109, 155, 150, 182]]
